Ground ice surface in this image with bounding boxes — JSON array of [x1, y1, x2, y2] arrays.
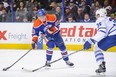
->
[[0, 49, 116, 77]]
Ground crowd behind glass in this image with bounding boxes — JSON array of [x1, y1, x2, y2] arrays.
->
[[0, 0, 116, 22]]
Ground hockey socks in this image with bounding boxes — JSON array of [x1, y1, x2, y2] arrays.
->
[[61, 51, 69, 61], [61, 51, 74, 66], [94, 50, 106, 73], [46, 49, 53, 61], [95, 50, 104, 65]]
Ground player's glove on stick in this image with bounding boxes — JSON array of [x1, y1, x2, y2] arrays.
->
[[84, 39, 96, 50], [44, 24, 53, 32]]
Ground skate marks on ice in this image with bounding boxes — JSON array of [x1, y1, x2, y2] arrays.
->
[[21, 66, 116, 77], [22, 65, 75, 72], [0, 50, 116, 77], [72, 74, 116, 77], [90, 74, 116, 77]]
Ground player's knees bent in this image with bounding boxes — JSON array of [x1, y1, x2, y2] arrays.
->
[[58, 44, 66, 51], [47, 41, 55, 48]]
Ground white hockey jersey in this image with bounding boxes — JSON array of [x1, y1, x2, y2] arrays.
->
[[92, 16, 116, 42]]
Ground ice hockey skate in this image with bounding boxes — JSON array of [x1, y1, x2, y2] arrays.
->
[[65, 61, 74, 66], [95, 61, 106, 74], [45, 61, 51, 69]]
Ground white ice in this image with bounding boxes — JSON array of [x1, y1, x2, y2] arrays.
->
[[0, 49, 116, 77]]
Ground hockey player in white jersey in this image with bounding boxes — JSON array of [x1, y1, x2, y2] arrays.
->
[[83, 8, 116, 74]]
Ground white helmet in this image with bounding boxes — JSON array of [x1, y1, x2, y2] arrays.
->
[[96, 8, 107, 17]]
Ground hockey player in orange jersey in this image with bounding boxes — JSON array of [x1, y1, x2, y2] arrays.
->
[[32, 9, 74, 67]]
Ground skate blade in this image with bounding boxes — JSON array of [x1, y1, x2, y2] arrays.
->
[[96, 72, 106, 76], [44, 66, 51, 70]]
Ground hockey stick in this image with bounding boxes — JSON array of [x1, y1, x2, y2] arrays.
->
[[3, 48, 32, 71], [22, 49, 84, 72]]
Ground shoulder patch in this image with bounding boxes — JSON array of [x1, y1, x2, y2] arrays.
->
[[46, 14, 56, 22], [33, 19, 42, 28]]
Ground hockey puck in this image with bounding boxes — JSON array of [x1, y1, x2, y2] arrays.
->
[[22, 67, 24, 69]]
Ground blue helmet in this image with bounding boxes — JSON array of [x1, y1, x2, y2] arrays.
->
[[37, 9, 46, 17]]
